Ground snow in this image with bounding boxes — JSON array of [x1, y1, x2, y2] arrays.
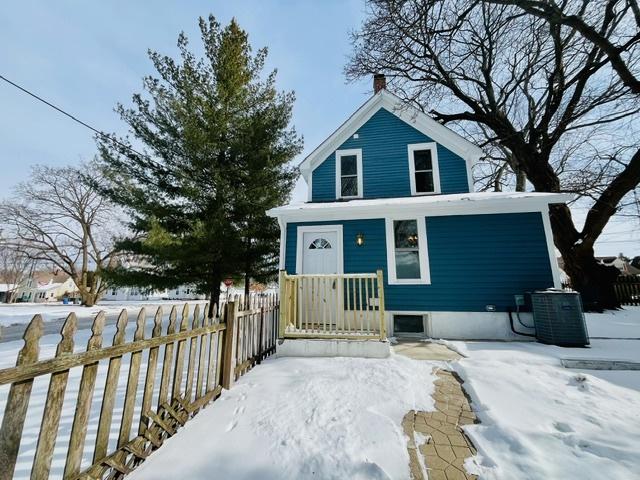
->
[[268, 191, 572, 214], [129, 355, 436, 480], [0, 300, 201, 327], [445, 307, 640, 480]]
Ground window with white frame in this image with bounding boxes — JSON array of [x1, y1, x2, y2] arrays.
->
[[335, 149, 362, 199], [385, 217, 430, 284], [408, 143, 440, 195]]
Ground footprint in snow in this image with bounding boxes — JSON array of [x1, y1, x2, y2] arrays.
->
[[226, 420, 238, 432], [553, 421, 573, 433]]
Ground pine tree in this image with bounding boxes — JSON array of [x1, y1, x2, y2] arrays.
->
[[96, 16, 302, 316]]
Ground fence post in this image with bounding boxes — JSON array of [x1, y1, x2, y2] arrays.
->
[[376, 269, 387, 341], [278, 270, 287, 339], [221, 301, 238, 390]]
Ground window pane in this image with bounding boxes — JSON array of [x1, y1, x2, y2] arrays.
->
[[396, 251, 421, 279], [414, 149, 432, 171], [394, 315, 424, 334], [341, 176, 358, 197], [394, 220, 419, 248], [341, 155, 358, 176], [415, 171, 434, 193]]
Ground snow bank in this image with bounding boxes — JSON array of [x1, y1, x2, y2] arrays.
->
[[450, 340, 640, 479], [585, 306, 640, 339], [130, 355, 436, 480]]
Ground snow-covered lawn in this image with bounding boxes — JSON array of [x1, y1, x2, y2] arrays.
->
[[0, 300, 199, 327], [129, 356, 436, 480], [448, 307, 640, 480]]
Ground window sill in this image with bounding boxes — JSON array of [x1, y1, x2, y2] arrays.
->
[[388, 279, 431, 286]]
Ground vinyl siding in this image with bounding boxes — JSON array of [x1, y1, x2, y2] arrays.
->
[[284, 212, 554, 312], [311, 107, 469, 201]]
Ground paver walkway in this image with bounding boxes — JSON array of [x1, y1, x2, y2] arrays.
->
[[395, 341, 478, 480]]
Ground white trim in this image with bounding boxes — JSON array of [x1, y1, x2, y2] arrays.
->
[[408, 142, 441, 195], [335, 148, 363, 200], [307, 174, 313, 202], [295, 225, 344, 274], [541, 209, 562, 288], [277, 218, 286, 269], [299, 90, 483, 186], [385, 217, 431, 285]]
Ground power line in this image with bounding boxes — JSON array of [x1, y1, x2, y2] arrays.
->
[[0, 73, 147, 159]]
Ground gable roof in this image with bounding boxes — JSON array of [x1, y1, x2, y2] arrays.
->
[[298, 89, 484, 186]]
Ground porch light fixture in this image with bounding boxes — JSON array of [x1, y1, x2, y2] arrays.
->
[[355, 233, 365, 246]]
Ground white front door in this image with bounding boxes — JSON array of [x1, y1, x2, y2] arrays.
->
[[297, 227, 342, 329], [301, 231, 338, 274]]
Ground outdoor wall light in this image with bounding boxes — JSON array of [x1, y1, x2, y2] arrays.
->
[[355, 233, 365, 246], [485, 304, 497, 312]]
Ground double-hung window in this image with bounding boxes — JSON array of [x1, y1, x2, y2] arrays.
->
[[385, 217, 430, 284], [335, 149, 363, 199], [408, 143, 440, 195]]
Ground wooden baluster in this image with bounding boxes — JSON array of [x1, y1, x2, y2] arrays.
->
[[352, 278, 357, 333], [118, 308, 146, 447], [31, 314, 76, 479], [157, 306, 177, 410], [139, 307, 163, 435], [365, 277, 370, 334], [358, 278, 364, 333], [184, 305, 200, 402], [64, 312, 106, 479], [0, 315, 43, 480], [195, 305, 208, 400], [172, 304, 190, 399], [94, 310, 128, 462], [346, 277, 352, 332], [377, 269, 386, 340]]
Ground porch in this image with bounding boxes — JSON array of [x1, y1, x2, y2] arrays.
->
[[278, 270, 387, 341]]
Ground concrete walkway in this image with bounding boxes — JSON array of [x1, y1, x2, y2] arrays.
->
[[394, 341, 478, 480]]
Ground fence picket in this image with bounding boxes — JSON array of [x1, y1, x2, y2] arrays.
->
[[172, 305, 190, 399], [139, 307, 163, 435], [64, 312, 106, 478], [94, 310, 129, 462], [0, 315, 43, 480], [31, 313, 77, 479], [158, 306, 178, 409], [118, 308, 147, 447]]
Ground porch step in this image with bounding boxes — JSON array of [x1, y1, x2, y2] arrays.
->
[[276, 338, 390, 359]]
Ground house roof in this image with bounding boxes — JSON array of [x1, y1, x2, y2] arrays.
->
[[298, 89, 484, 186], [268, 191, 573, 221]]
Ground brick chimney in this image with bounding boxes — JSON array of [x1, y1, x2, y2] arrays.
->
[[373, 73, 386, 94]]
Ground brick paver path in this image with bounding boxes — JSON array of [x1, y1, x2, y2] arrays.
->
[[395, 342, 478, 480]]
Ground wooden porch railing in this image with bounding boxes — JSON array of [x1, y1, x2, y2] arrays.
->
[[0, 295, 278, 480], [279, 270, 386, 340]]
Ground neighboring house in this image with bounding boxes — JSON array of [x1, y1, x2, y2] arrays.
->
[[0, 284, 17, 303], [166, 286, 206, 301], [268, 75, 570, 340], [104, 286, 165, 302], [13, 271, 79, 303], [596, 254, 640, 276]]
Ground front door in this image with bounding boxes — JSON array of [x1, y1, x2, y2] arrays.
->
[[298, 227, 342, 329]]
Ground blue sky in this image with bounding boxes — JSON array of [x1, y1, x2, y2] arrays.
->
[[0, 1, 636, 256]]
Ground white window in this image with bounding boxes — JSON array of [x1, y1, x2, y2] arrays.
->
[[335, 149, 363, 199], [385, 217, 430, 284], [408, 143, 440, 195]]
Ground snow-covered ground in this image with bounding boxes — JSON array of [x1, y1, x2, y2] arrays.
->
[[129, 356, 436, 480], [0, 300, 201, 328], [448, 306, 640, 480]]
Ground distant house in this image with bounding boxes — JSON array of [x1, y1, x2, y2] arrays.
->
[[13, 271, 78, 303], [596, 253, 640, 276], [268, 75, 570, 340]]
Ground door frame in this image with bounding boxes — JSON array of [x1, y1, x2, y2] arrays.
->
[[295, 225, 344, 274]]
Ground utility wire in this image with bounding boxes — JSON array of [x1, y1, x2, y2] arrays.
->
[[0, 73, 147, 159]]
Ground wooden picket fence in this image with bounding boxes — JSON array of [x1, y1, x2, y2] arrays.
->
[[614, 276, 640, 306], [0, 295, 278, 479]]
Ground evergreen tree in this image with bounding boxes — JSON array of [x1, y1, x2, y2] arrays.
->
[[96, 16, 302, 316]]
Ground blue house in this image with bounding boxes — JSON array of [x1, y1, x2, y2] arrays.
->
[[268, 75, 569, 341]]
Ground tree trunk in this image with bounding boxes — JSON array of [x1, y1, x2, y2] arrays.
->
[[244, 274, 250, 309], [208, 280, 222, 320], [549, 205, 620, 311]]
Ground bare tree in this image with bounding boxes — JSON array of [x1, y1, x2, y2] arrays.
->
[[0, 241, 36, 303], [0, 163, 122, 306], [347, 0, 640, 310]]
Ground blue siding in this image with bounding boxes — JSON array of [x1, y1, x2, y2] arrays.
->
[[284, 212, 553, 312], [311, 107, 469, 201]]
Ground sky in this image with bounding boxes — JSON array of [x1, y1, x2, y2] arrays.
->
[[0, 0, 637, 257]]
